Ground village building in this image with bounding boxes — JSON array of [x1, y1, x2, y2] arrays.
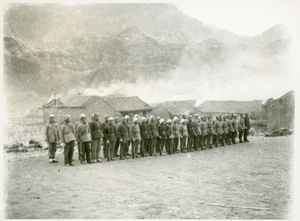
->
[[40, 95, 153, 123], [150, 100, 198, 120], [197, 100, 263, 119], [262, 91, 295, 130]]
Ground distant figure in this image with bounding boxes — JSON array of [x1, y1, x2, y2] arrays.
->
[[214, 116, 224, 147], [158, 119, 167, 155], [45, 114, 60, 163], [60, 115, 76, 166], [76, 114, 92, 164], [200, 116, 208, 150], [187, 115, 196, 152], [130, 118, 141, 159], [149, 115, 159, 156], [118, 117, 131, 160], [104, 117, 117, 162], [166, 119, 174, 154], [114, 117, 121, 157], [244, 113, 250, 142], [89, 113, 103, 163], [226, 115, 233, 145], [173, 117, 180, 153], [140, 117, 150, 157], [206, 116, 213, 149], [101, 115, 109, 158], [232, 114, 238, 144], [194, 114, 201, 151], [179, 119, 188, 153], [238, 113, 245, 143], [222, 115, 229, 145]]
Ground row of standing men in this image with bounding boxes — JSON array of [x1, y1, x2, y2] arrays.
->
[[45, 113, 250, 166]]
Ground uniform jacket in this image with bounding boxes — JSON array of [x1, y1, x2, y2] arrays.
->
[[179, 124, 188, 137], [158, 124, 167, 139], [238, 118, 245, 131], [88, 121, 103, 140], [166, 124, 174, 139], [227, 119, 233, 132], [195, 120, 202, 136], [60, 122, 76, 144], [222, 121, 229, 134], [187, 120, 196, 136], [130, 123, 141, 141], [75, 122, 92, 142], [117, 123, 130, 142], [214, 120, 224, 135], [173, 124, 180, 138], [45, 121, 60, 143], [140, 122, 150, 140], [200, 121, 208, 136], [104, 123, 117, 142], [232, 119, 239, 132], [244, 116, 250, 129], [206, 120, 213, 135], [149, 122, 159, 138]]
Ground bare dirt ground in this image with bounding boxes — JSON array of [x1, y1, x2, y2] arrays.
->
[[4, 135, 293, 219]]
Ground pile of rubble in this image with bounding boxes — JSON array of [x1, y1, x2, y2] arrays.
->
[[265, 128, 294, 137], [4, 140, 43, 153]]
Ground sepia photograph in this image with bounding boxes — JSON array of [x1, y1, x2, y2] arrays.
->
[[2, 0, 300, 219]]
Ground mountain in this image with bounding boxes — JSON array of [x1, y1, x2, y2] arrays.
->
[[3, 3, 292, 117]]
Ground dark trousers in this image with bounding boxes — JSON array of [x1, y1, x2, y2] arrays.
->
[[107, 141, 115, 161], [156, 138, 160, 153], [180, 136, 188, 152], [103, 138, 107, 158], [207, 134, 212, 148], [114, 138, 120, 156], [150, 137, 157, 156], [232, 132, 237, 144], [188, 135, 194, 151], [132, 140, 139, 158], [91, 139, 101, 161], [140, 139, 148, 157], [239, 130, 244, 142], [126, 141, 131, 155], [215, 134, 223, 147], [48, 142, 57, 159], [194, 135, 199, 151], [166, 138, 174, 154], [159, 139, 166, 155], [174, 137, 179, 153], [82, 142, 91, 163], [244, 128, 249, 141], [64, 141, 75, 165], [202, 135, 208, 149], [120, 142, 128, 159]]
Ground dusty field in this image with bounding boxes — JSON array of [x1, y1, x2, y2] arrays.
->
[[4, 136, 293, 219]]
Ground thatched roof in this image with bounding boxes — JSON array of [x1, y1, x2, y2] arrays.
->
[[103, 96, 153, 112], [198, 100, 263, 114], [66, 95, 100, 107]]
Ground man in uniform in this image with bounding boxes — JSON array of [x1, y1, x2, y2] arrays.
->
[[114, 117, 121, 157], [158, 119, 167, 155], [194, 114, 202, 151], [60, 114, 76, 166], [179, 119, 188, 153], [226, 114, 233, 145], [244, 113, 250, 142], [124, 115, 132, 156], [89, 113, 103, 163], [75, 114, 92, 164], [214, 116, 224, 147], [206, 115, 213, 149], [104, 117, 116, 161], [238, 113, 245, 143], [130, 118, 141, 159], [186, 115, 196, 152], [149, 115, 159, 156], [45, 114, 60, 163], [140, 117, 150, 157], [165, 119, 174, 154], [222, 115, 229, 145], [101, 115, 109, 158], [200, 116, 208, 150], [173, 117, 180, 153], [232, 114, 238, 144], [117, 117, 130, 160]]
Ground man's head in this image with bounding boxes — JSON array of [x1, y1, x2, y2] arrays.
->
[[133, 118, 138, 124], [167, 119, 172, 125], [159, 119, 165, 125], [240, 113, 244, 118], [49, 114, 55, 123], [194, 114, 199, 119], [173, 116, 178, 123], [182, 114, 186, 119], [108, 117, 114, 125], [114, 117, 119, 124], [233, 114, 237, 119], [181, 119, 186, 125], [124, 115, 130, 122], [80, 114, 87, 124], [142, 117, 146, 123], [150, 115, 155, 122], [245, 113, 248, 117], [64, 114, 71, 123], [188, 115, 192, 121], [93, 113, 99, 122], [104, 115, 109, 122]]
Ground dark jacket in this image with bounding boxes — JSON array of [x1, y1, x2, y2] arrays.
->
[[166, 124, 174, 139], [149, 121, 159, 138], [187, 120, 196, 136], [140, 122, 150, 140], [45, 121, 60, 143], [158, 124, 167, 139], [244, 116, 250, 129], [104, 123, 117, 142], [200, 121, 208, 136], [117, 122, 130, 142], [88, 121, 103, 140]]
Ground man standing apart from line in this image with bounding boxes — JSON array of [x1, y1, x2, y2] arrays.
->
[[45, 114, 60, 163], [60, 114, 76, 166], [244, 113, 250, 142], [89, 113, 103, 163], [76, 114, 92, 164]]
